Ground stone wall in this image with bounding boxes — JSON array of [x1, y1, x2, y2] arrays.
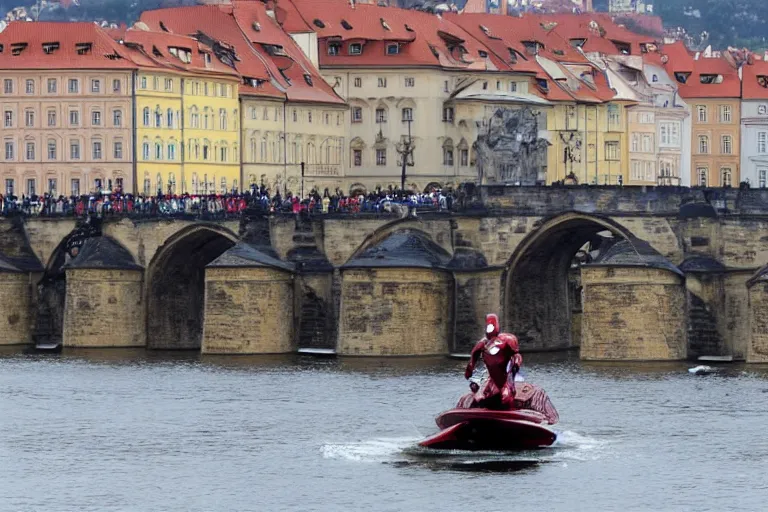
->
[[748, 281, 768, 363], [338, 268, 452, 356], [453, 269, 503, 353], [202, 267, 295, 354], [62, 268, 144, 348], [0, 272, 32, 345], [581, 266, 687, 361]]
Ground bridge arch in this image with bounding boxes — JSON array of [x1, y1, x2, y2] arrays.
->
[[504, 212, 635, 351], [146, 223, 238, 350], [346, 217, 453, 265]]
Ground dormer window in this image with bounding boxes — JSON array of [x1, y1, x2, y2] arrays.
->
[[570, 38, 586, 49], [328, 42, 341, 55], [203, 53, 212, 67], [508, 48, 518, 64], [261, 44, 286, 57], [341, 20, 353, 30], [304, 74, 313, 86], [522, 41, 541, 56], [442, 106, 454, 123], [380, 18, 391, 31], [480, 24, 490, 35], [252, 21, 261, 32], [700, 74, 723, 84], [313, 19, 325, 28], [42, 42, 59, 54], [478, 50, 488, 58], [169, 47, 192, 63], [11, 43, 27, 56], [652, 74, 659, 83], [386, 44, 399, 55], [75, 43, 92, 55], [758, 76, 768, 88], [405, 24, 414, 32], [536, 78, 549, 92], [674, 72, 691, 84], [349, 43, 362, 55], [612, 41, 631, 55]]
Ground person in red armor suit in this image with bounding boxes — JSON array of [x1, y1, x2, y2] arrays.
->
[[464, 314, 523, 409]]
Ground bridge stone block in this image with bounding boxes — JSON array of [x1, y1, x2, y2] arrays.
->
[[0, 272, 33, 345], [581, 266, 687, 361]]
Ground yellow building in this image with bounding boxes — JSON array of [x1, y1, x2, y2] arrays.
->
[[124, 30, 241, 195]]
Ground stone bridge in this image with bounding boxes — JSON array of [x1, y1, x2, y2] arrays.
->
[[3, 185, 768, 362]]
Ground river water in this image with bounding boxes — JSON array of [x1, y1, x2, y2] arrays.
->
[[1, 348, 767, 512]]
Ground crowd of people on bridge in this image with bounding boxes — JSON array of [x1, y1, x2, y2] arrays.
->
[[0, 185, 471, 218]]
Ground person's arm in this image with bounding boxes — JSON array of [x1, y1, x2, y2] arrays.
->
[[465, 341, 485, 379]]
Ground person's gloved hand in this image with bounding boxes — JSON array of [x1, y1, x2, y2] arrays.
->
[[469, 381, 479, 393], [464, 364, 474, 380]]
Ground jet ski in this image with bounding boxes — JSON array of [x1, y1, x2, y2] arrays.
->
[[419, 367, 559, 451]]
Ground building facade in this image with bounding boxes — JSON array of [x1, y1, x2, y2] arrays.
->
[[740, 60, 768, 188], [0, 22, 135, 197]]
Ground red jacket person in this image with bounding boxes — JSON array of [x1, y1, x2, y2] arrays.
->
[[464, 314, 523, 408]]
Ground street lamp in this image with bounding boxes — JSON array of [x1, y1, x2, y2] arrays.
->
[[395, 117, 415, 193]]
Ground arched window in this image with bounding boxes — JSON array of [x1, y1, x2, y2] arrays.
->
[[307, 142, 316, 164], [203, 107, 209, 130], [142, 141, 150, 160], [155, 108, 162, 128], [155, 141, 163, 160], [167, 108, 173, 128], [260, 137, 267, 162], [442, 138, 454, 166], [168, 172, 176, 194], [143, 172, 150, 195], [250, 137, 257, 162], [203, 140, 210, 160], [143, 107, 150, 127], [233, 109, 238, 131], [190, 106, 199, 128], [156, 173, 163, 195], [219, 144, 228, 162], [220, 109, 227, 130], [168, 142, 176, 160], [220, 177, 227, 194], [194, 140, 200, 160]]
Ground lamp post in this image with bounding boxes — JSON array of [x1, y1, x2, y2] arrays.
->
[[395, 117, 415, 193], [300, 161, 305, 199]]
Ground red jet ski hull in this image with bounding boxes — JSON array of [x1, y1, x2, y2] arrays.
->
[[419, 409, 557, 451]]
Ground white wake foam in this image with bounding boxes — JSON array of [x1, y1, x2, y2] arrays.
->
[[320, 437, 420, 462]]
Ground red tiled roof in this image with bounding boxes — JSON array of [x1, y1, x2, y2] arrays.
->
[[229, 0, 344, 104], [284, 0, 509, 71], [740, 58, 768, 100], [662, 42, 740, 99], [0, 21, 136, 69], [122, 29, 239, 79], [533, 13, 656, 57]]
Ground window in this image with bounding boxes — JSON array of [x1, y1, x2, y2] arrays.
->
[[25, 141, 35, 160], [48, 110, 56, 127], [155, 109, 162, 128], [25, 110, 34, 127], [697, 167, 708, 187], [4, 110, 12, 128], [167, 108, 173, 128], [155, 142, 163, 160], [759, 132, 767, 154], [91, 111, 101, 126], [605, 141, 620, 160], [378, 77, 387, 88], [69, 110, 79, 126], [47, 78, 57, 93], [642, 134, 653, 153], [759, 169, 767, 188], [443, 147, 454, 166], [328, 43, 340, 55], [660, 121, 681, 147], [720, 105, 732, 123], [113, 79, 121, 93], [219, 146, 227, 162], [165, 78, 173, 91], [698, 135, 709, 154], [3, 79, 12, 94], [308, 111, 312, 123], [353, 149, 362, 166], [92, 141, 102, 159], [25, 79, 34, 94], [509, 81, 518, 92], [4, 142, 13, 160], [386, 44, 399, 55], [721, 168, 732, 187], [631, 134, 639, 153], [405, 77, 415, 87], [697, 105, 707, 123], [153, 77, 159, 90], [607, 104, 620, 127], [444, 80, 449, 93], [376, 148, 386, 166], [168, 143, 176, 160], [721, 135, 732, 155], [442, 106, 454, 122], [26, 179, 35, 196], [349, 43, 362, 55], [47, 178, 56, 194], [68, 79, 79, 93], [402, 107, 413, 122], [140, 76, 147, 89], [70, 141, 80, 159], [71, 179, 80, 196], [375, 108, 387, 123], [142, 142, 150, 160], [114, 141, 123, 159], [352, 107, 362, 123], [91, 79, 100, 93], [354, 77, 362, 88], [220, 108, 227, 130], [203, 144, 209, 160], [113, 110, 122, 127], [460, 149, 469, 166], [95, 178, 103, 192], [47, 140, 56, 160]]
